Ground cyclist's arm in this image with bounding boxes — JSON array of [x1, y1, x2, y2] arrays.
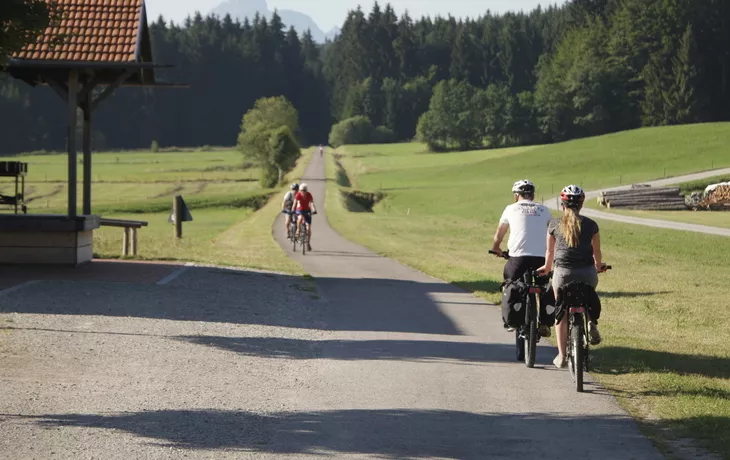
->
[[543, 233, 556, 271], [592, 231, 602, 270], [291, 200, 299, 213], [491, 223, 508, 253], [310, 199, 317, 213]]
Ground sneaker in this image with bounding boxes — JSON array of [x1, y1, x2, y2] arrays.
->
[[553, 354, 567, 368], [307, 244, 312, 251], [589, 322, 602, 345], [538, 325, 551, 338]]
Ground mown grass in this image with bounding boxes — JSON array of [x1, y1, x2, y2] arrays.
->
[[0, 147, 311, 273], [678, 175, 730, 194], [326, 123, 730, 457]]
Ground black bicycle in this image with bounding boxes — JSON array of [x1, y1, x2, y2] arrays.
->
[[295, 211, 316, 255], [559, 266, 611, 392], [282, 211, 298, 251], [490, 250, 550, 368]]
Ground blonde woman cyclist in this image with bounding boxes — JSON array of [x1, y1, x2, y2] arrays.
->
[[537, 185, 607, 368]]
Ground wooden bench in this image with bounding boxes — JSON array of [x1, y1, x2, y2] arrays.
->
[[99, 218, 148, 256]]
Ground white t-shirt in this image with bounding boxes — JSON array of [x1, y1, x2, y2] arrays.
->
[[499, 200, 551, 257]]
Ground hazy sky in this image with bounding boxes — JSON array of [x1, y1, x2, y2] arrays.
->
[[145, 0, 568, 31]]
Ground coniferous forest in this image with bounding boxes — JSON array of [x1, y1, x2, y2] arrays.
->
[[1, 0, 730, 153]]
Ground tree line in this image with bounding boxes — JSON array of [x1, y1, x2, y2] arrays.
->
[[1, 0, 729, 154]]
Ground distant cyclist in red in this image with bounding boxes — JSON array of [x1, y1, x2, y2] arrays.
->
[[292, 183, 317, 251]]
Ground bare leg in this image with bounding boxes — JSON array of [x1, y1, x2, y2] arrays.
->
[[296, 215, 302, 236], [285, 214, 291, 234], [556, 316, 568, 359]]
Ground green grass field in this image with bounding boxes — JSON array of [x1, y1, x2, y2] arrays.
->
[[327, 123, 730, 457], [0, 148, 309, 273]]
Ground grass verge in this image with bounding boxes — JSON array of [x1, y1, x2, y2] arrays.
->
[[94, 150, 312, 273]]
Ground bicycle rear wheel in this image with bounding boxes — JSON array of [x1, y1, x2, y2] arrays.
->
[[301, 224, 307, 255], [515, 330, 524, 362], [569, 322, 584, 392]]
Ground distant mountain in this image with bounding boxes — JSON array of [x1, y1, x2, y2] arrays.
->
[[211, 0, 335, 43], [325, 26, 341, 41]]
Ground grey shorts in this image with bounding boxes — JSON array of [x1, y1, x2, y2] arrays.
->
[[552, 266, 598, 293]]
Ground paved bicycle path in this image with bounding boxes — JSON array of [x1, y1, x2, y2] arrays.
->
[[543, 168, 730, 236], [273, 153, 662, 459]]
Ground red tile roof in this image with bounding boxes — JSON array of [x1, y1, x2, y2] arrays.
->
[[14, 0, 145, 63]]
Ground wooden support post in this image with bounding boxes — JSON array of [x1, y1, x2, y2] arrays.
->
[[123, 227, 130, 256], [131, 228, 138, 255], [82, 99, 92, 215], [173, 195, 183, 238], [67, 69, 78, 217]]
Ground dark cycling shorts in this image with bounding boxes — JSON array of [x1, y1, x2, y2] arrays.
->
[[296, 210, 312, 224], [504, 256, 545, 282]]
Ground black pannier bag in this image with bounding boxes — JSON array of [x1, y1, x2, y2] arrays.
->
[[502, 280, 527, 327], [540, 284, 557, 327], [555, 281, 602, 324]]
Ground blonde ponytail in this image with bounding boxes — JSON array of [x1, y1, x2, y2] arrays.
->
[[559, 207, 582, 248]]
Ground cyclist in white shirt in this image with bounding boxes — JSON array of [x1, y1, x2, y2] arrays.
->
[[281, 183, 299, 236], [492, 180, 552, 332]]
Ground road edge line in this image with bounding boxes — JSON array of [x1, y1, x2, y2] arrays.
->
[[156, 262, 194, 285]]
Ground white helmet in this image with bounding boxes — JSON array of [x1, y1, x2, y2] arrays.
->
[[512, 179, 535, 195], [300, 183, 308, 192], [560, 184, 585, 208]]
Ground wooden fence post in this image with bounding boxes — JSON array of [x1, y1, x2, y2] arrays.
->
[[173, 195, 183, 238]]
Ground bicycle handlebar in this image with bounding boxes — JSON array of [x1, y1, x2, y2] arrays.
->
[[489, 250, 509, 260]]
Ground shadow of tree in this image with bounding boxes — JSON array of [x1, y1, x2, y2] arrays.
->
[[593, 346, 730, 379], [599, 291, 671, 299], [19, 409, 657, 458], [0, 265, 466, 336], [454, 280, 503, 295], [177, 336, 529, 365]]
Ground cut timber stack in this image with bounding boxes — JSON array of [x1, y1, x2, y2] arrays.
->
[[598, 186, 687, 210]]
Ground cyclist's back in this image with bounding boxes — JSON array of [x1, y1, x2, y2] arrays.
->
[[500, 200, 551, 258], [494, 180, 551, 281]]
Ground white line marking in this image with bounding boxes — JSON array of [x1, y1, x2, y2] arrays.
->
[[156, 262, 194, 285], [0, 280, 40, 297]]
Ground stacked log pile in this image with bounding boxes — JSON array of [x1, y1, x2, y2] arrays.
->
[[598, 186, 687, 210]]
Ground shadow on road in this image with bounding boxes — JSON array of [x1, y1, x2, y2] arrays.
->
[[0, 264, 469, 335], [177, 336, 521, 364], [19, 409, 649, 458]]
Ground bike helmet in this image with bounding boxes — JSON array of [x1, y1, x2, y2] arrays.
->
[[300, 183, 308, 192], [512, 179, 535, 195], [560, 185, 585, 208], [291, 183, 299, 191]]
